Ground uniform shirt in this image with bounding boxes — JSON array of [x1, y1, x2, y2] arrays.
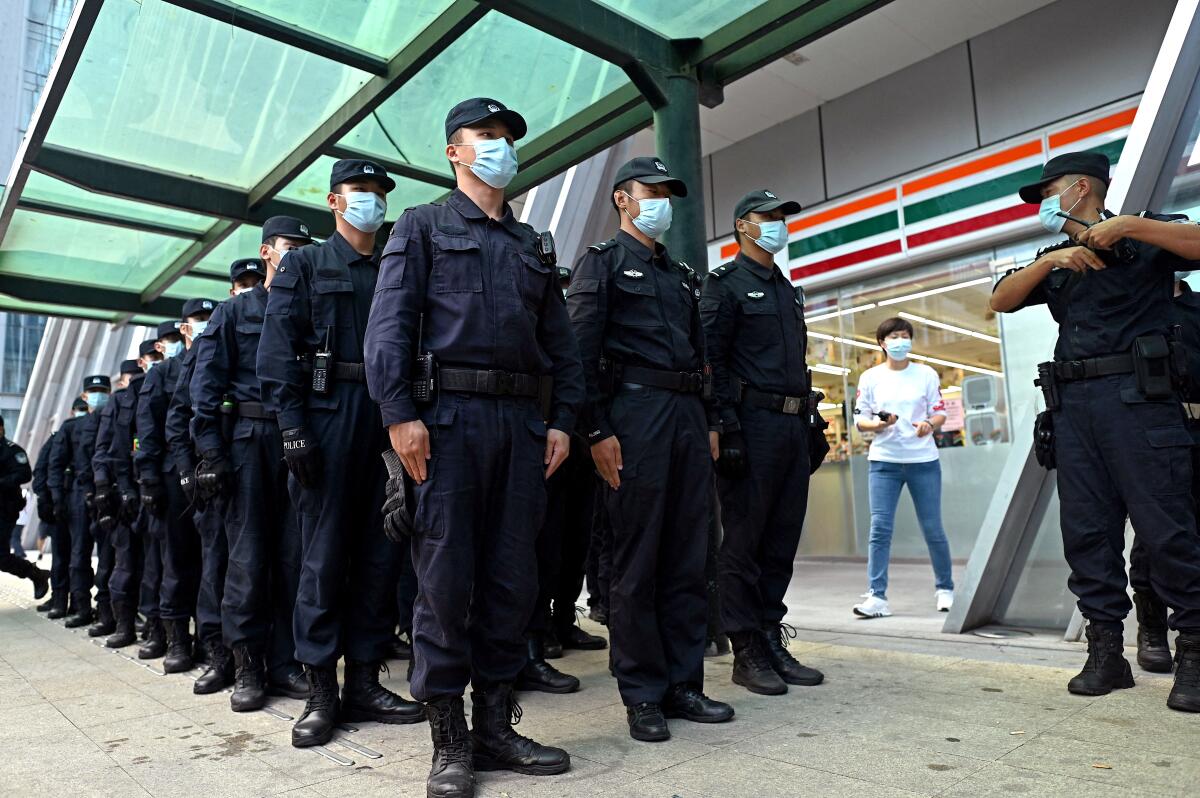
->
[[0, 437, 32, 525], [31, 434, 54, 504], [91, 390, 121, 487], [1175, 280, 1200, 404], [108, 373, 144, 494], [365, 189, 584, 432], [994, 212, 1200, 360], [700, 252, 808, 430], [259, 232, 379, 431], [135, 355, 185, 482], [165, 347, 200, 477], [565, 230, 707, 442], [49, 411, 99, 497], [191, 285, 266, 456], [853, 362, 945, 463]]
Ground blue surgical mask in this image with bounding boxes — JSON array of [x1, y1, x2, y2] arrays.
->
[[338, 191, 387, 233], [462, 139, 519, 189], [72, 410, 87, 419], [624, 193, 673, 240], [163, 340, 183, 359], [747, 220, 788, 254], [189, 320, 209, 338], [85, 392, 109, 410], [885, 338, 912, 361], [1038, 180, 1083, 234]]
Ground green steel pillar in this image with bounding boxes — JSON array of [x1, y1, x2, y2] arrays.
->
[[654, 69, 708, 274]]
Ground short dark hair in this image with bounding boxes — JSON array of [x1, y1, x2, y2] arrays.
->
[[875, 317, 914, 345]]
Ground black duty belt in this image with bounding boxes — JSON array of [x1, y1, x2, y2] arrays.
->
[[333, 362, 366, 384], [615, 364, 704, 394], [742, 386, 806, 415], [439, 367, 541, 398], [237, 401, 275, 421], [1049, 354, 1135, 382]]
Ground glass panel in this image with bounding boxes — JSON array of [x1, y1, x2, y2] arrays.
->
[[190, 225, 265, 277], [0, 295, 103, 321], [276, 156, 448, 211], [161, 272, 231, 301], [47, 0, 372, 187], [0, 209, 193, 291], [339, 11, 628, 173], [21, 172, 214, 234], [1161, 75, 1200, 218], [597, 0, 768, 38], [229, 0, 453, 57]]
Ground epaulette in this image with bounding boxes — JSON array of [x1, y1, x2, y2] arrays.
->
[[708, 261, 737, 279], [587, 240, 615, 253]]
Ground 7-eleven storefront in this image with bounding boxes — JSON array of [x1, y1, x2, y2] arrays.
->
[[705, 99, 1135, 603]]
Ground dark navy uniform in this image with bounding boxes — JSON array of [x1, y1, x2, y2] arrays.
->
[[0, 437, 34, 580], [49, 404, 102, 617], [31, 433, 63, 605], [106, 370, 149, 628], [88, 389, 121, 627], [995, 213, 1200, 631], [702, 251, 811, 635], [365, 188, 585, 701], [566, 230, 713, 707], [193, 283, 303, 684]]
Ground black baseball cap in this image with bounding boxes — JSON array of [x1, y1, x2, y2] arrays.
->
[[261, 215, 313, 244], [138, 340, 159, 357], [230, 258, 265, 283], [734, 189, 802, 223], [83, 375, 111, 392], [156, 321, 180, 341], [1018, 152, 1111, 203], [181, 298, 217, 320], [71, 397, 88, 413], [329, 159, 395, 193], [445, 97, 527, 143], [612, 156, 688, 197], [119, 359, 142, 375]]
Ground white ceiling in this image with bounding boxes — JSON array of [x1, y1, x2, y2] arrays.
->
[[695, 0, 1058, 154]]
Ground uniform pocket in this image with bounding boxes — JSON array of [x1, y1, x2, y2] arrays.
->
[[311, 278, 354, 330], [519, 253, 551, 311], [612, 279, 662, 328], [1146, 426, 1194, 495], [431, 234, 483, 293]]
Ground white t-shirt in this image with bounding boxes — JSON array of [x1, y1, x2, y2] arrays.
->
[[853, 362, 946, 463]]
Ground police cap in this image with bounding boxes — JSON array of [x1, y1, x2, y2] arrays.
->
[[1018, 152, 1111, 203], [734, 189, 801, 223], [138, 339, 159, 357], [613, 156, 688, 197], [82, 374, 111, 392], [445, 97, 527, 142], [156, 321, 181, 341], [329, 159, 396, 193], [230, 258, 265, 283], [119, 359, 142, 375], [181, 298, 217, 320], [261, 215, 313, 245]]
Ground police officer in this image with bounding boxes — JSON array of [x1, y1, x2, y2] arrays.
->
[[259, 159, 423, 748], [102, 344, 156, 650], [44, 400, 86, 618], [991, 151, 1200, 712], [31, 429, 61, 611], [165, 297, 227, 690], [0, 416, 49, 597], [193, 221, 314, 712], [566, 156, 734, 742], [136, 301, 214, 672], [49, 374, 112, 627], [366, 97, 583, 798], [701, 189, 825, 695]]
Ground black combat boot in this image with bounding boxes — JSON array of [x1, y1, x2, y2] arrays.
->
[[292, 666, 339, 748], [1133, 591, 1173, 673], [46, 592, 70, 619], [30, 566, 50, 600], [626, 702, 669, 742], [138, 616, 167, 659], [1168, 633, 1200, 712], [425, 695, 476, 798], [267, 666, 310, 700], [663, 683, 735, 723], [764, 624, 825, 686], [106, 601, 137, 648], [1068, 622, 1135, 696], [556, 624, 607, 652], [341, 661, 424, 724], [471, 684, 570, 775], [231, 647, 267, 712], [516, 635, 580, 694], [162, 618, 194, 673], [387, 631, 413, 661], [729, 631, 787, 695], [542, 631, 563, 660], [63, 592, 94, 628], [36, 594, 56, 612], [194, 639, 234, 694], [87, 601, 116, 638]]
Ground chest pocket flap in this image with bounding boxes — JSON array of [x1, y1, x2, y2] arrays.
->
[[614, 279, 657, 298], [431, 234, 483, 293], [739, 298, 777, 315], [311, 278, 354, 328]]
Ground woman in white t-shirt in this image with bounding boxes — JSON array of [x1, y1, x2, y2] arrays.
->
[[850, 317, 954, 618]]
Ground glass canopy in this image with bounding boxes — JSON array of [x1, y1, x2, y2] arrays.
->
[[0, 0, 886, 324]]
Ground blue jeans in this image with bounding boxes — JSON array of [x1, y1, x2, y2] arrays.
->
[[866, 460, 954, 599]]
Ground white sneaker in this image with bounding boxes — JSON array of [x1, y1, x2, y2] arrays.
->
[[935, 589, 954, 612], [853, 595, 892, 618]]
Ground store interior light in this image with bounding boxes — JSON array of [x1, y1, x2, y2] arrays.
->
[[942, 385, 962, 394], [898, 311, 1001, 344], [875, 276, 993, 306], [809, 331, 1003, 377], [805, 302, 877, 323], [810, 363, 851, 375], [817, 402, 843, 411]]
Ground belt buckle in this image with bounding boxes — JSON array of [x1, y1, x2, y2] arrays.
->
[[1062, 361, 1085, 381], [494, 371, 515, 395], [782, 395, 803, 415], [684, 372, 702, 392]]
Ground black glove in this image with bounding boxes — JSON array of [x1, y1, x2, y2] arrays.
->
[[53, 494, 69, 524], [97, 513, 118, 533], [37, 498, 55, 523], [381, 450, 414, 542], [282, 427, 322, 489], [119, 490, 140, 524], [195, 452, 232, 501], [715, 430, 748, 480], [179, 468, 199, 506], [84, 491, 96, 513], [94, 483, 114, 518], [139, 478, 166, 517]]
